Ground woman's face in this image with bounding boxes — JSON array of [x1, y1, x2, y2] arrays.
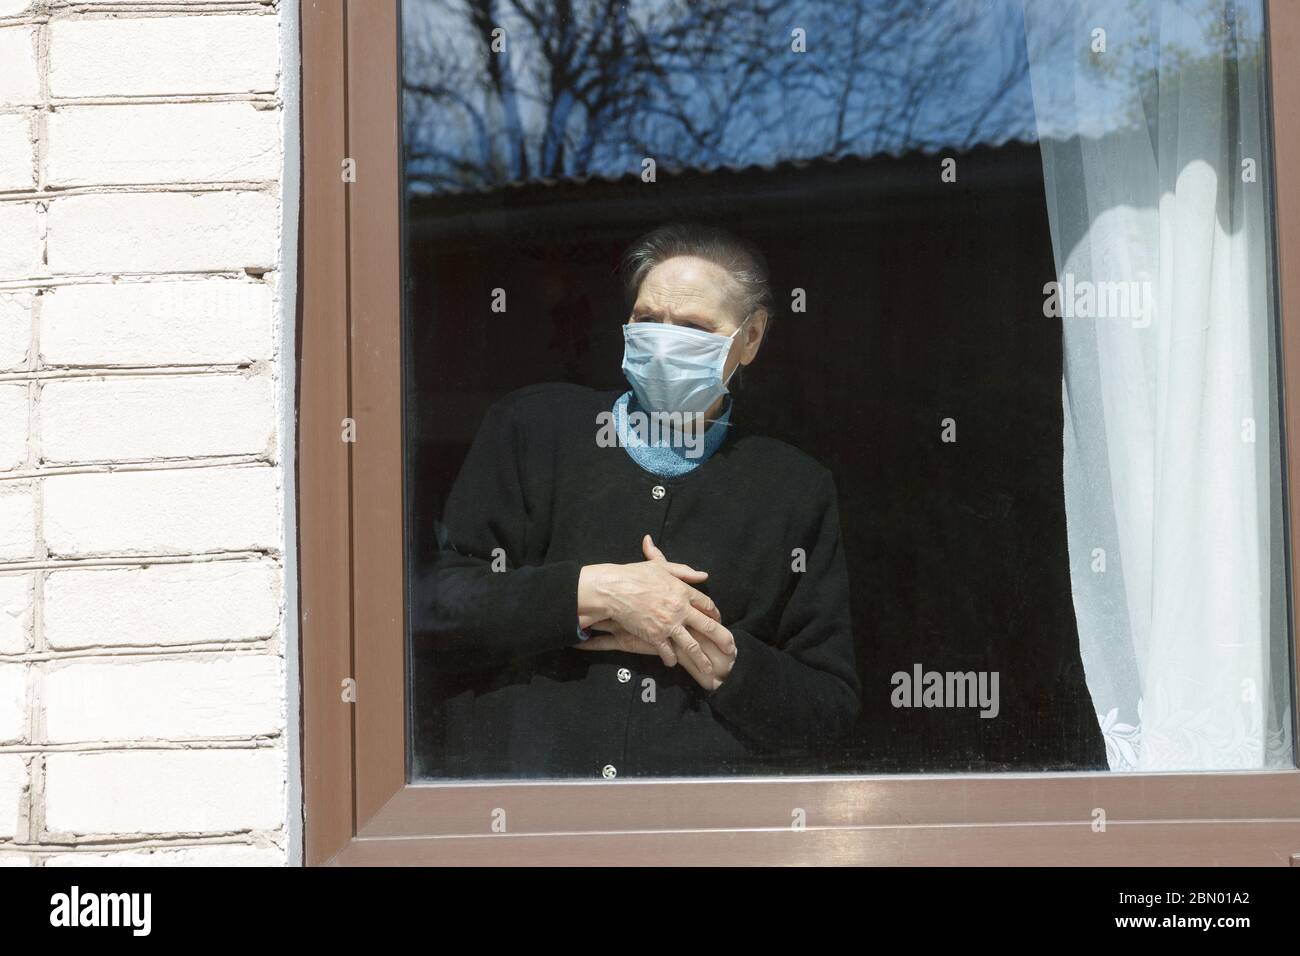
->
[[628, 255, 767, 380]]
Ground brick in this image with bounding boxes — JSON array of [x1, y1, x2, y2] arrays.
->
[[0, 483, 35, 562], [49, 16, 279, 97], [41, 374, 274, 464], [47, 192, 279, 275], [39, 280, 274, 367], [0, 26, 39, 106], [0, 754, 26, 839], [0, 111, 34, 190], [0, 573, 32, 654], [44, 844, 285, 866], [44, 467, 280, 558], [0, 290, 32, 371], [44, 655, 283, 743], [0, 854, 31, 866], [45, 561, 279, 650], [0, 663, 25, 744], [0, 202, 40, 281], [0, 381, 27, 470], [0, 1, 32, 18], [44, 749, 284, 835], [48, 103, 280, 187]]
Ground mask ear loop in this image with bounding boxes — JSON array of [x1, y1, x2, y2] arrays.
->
[[728, 309, 755, 340], [708, 310, 756, 428], [721, 309, 755, 383]]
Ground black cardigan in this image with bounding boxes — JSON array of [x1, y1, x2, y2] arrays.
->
[[411, 382, 861, 778]]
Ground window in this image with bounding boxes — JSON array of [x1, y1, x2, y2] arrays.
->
[[300, 0, 1300, 865]]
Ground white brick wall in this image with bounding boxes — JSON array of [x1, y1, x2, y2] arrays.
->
[[48, 103, 281, 187], [0, 0, 294, 865], [50, 15, 279, 97], [41, 374, 275, 463], [0, 204, 41, 279], [43, 655, 283, 742], [0, 112, 34, 189], [0, 291, 33, 370], [0, 26, 39, 105], [0, 486, 36, 562], [44, 562, 279, 650], [47, 192, 281, 274], [0, 574, 34, 654], [39, 281, 274, 367], [0, 754, 28, 839], [44, 749, 285, 836]]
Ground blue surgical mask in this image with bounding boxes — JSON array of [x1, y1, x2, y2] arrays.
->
[[621, 315, 750, 418]]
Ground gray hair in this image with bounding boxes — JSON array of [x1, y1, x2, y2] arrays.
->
[[619, 222, 775, 323]]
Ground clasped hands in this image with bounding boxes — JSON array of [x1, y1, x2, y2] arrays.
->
[[575, 534, 736, 691]]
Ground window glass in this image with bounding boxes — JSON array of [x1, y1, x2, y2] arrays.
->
[[401, 0, 1294, 780]]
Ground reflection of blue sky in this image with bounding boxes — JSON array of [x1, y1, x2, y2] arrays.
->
[[401, 0, 1263, 194], [1024, 0, 1265, 142]]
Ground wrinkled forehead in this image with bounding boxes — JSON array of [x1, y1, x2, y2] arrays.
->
[[634, 256, 748, 322]]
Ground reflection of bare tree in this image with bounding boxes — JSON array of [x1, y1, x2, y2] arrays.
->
[[1113, 0, 1265, 137], [402, 0, 1045, 193], [1015, 0, 1267, 141], [404, 0, 662, 188]]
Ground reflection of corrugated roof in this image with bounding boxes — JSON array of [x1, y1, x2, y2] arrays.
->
[[406, 141, 1048, 242], [407, 134, 1041, 198]]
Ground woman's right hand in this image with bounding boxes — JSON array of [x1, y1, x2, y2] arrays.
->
[[577, 538, 727, 673]]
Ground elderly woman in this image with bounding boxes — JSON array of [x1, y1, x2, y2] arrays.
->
[[415, 222, 860, 778]]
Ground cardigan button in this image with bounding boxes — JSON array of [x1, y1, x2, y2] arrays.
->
[[602, 764, 618, 779], [651, 485, 666, 500], [617, 667, 632, 683]]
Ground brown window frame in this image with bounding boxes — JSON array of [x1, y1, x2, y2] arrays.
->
[[298, 0, 1300, 866]]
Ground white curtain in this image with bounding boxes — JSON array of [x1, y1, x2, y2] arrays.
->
[[1022, 0, 1293, 770]]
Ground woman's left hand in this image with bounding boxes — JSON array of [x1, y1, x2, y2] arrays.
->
[[576, 534, 737, 690]]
